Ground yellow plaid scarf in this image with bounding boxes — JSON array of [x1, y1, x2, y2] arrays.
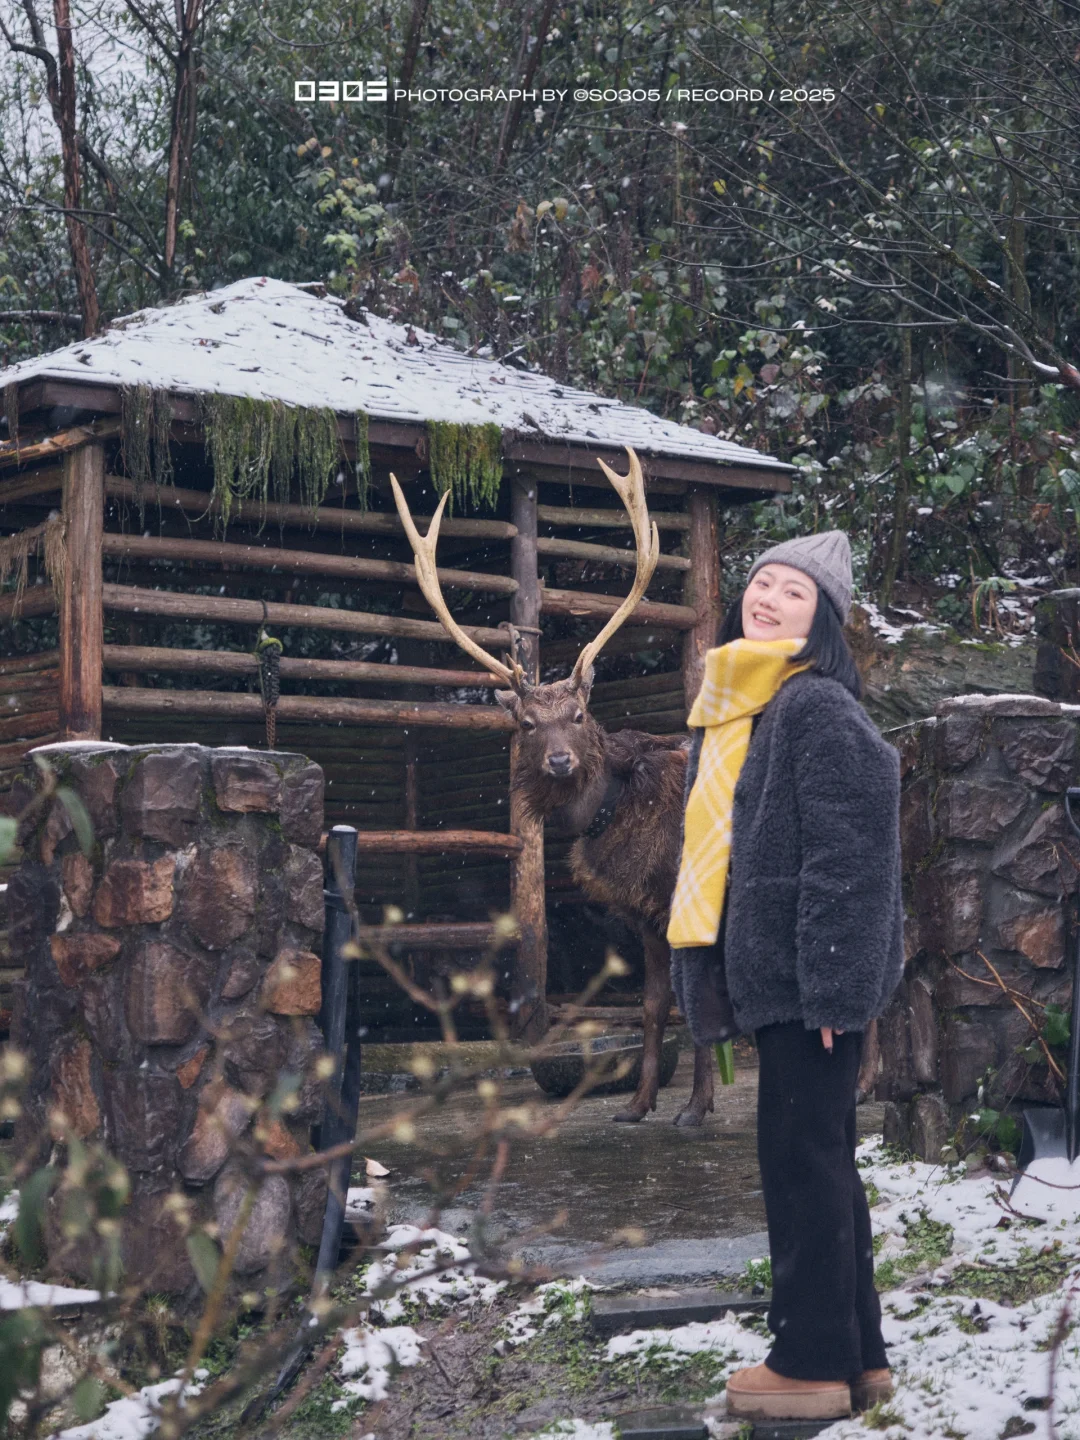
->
[[666, 638, 810, 948]]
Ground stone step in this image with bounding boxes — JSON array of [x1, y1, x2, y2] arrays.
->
[[608, 1408, 837, 1440], [610, 1406, 707, 1439], [589, 1285, 770, 1337]]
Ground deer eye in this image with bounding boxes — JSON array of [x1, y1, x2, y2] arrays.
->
[[573, 711, 584, 724], [521, 717, 536, 731]]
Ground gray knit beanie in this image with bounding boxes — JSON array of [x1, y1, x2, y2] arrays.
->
[[747, 530, 852, 623]]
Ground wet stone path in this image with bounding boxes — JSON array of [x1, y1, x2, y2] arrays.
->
[[355, 1044, 885, 1285]]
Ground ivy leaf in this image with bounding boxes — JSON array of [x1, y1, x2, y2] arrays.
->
[[1044, 1003, 1071, 1048]]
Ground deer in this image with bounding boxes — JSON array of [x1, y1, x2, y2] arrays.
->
[[390, 447, 715, 1127]]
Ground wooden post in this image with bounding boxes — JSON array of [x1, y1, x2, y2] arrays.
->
[[681, 485, 722, 713], [508, 476, 548, 1043], [59, 440, 104, 739]]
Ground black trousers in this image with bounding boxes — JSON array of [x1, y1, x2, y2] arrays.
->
[[755, 1021, 887, 1382]]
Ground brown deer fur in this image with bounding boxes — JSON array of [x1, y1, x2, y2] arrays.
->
[[390, 451, 713, 1123], [497, 672, 715, 1125]]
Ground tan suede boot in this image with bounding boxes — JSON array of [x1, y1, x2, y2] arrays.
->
[[852, 1368, 893, 1410], [725, 1363, 852, 1421]]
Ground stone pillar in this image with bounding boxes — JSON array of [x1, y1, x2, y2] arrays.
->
[[10, 743, 331, 1294], [885, 694, 1080, 1157]]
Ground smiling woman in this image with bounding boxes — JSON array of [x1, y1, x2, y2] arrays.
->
[[667, 528, 904, 1424], [741, 562, 817, 642]]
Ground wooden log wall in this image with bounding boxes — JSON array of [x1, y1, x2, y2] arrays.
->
[[0, 408, 724, 1037]]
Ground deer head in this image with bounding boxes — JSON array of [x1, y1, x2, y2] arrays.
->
[[390, 445, 660, 796]]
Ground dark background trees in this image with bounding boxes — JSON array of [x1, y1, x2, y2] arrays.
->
[[3, 0, 1080, 620]]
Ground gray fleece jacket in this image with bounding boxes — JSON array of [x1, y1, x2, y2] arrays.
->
[[671, 669, 904, 1039]]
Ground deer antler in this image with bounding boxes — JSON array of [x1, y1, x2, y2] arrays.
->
[[389, 473, 529, 691], [570, 445, 660, 683]]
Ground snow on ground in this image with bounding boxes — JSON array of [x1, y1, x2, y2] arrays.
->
[[496, 1278, 599, 1354], [344, 1186, 377, 1222], [51, 1374, 206, 1440], [859, 599, 945, 645], [0, 1189, 101, 1310], [331, 1222, 508, 1407], [538, 1140, 1080, 1440], [0, 1278, 102, 1310], [363, 1223, 503, 1320], [335, 1326, 426, 1407]]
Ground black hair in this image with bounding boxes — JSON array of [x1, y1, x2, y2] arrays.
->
[[715, 581, 863, 700]]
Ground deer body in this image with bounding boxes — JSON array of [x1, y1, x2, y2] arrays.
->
[[391, 447, 716, 1124], [498, 676, 714, 1123]]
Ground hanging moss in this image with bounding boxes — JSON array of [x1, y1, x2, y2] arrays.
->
[[120, 385, 175, 523], [0, 513, 66, 613], [201, 394, 342, 534], [353, 410, 371, 512], [294, 405, 342, 514], [427, 421, 503, 512]]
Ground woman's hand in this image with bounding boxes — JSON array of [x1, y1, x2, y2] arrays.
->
[[820, 1027, 845, 1052]]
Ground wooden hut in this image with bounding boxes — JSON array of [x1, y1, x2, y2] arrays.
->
[[0, 276, 792, 1040]]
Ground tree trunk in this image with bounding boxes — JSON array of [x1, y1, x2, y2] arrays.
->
[[52, 0, 99, 336], [163, 0, 203, 272], [509, 478, 548, 1043]]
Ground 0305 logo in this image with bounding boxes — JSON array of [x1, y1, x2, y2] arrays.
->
[[294, 80, 387, 102]]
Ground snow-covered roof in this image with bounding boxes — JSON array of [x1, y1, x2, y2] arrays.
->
[[0, 277, 791, 477]]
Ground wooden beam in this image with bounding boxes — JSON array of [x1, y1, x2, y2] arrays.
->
[[536, 535, 690, 572], [0, 709, 60, 742], [348, 831, 522, 856], [100, 644, 500, 687], [101, 583, 512, 647], [682, 486, 722, 710], [0, 732, 60, 764], [0, 588, 58, 624], [0, 465, 64, 505], [100, 531, 518, 595], [0, 650, 60, 677], [59, 443, 104, 739], [105, 477, 517, 541], [101, 685, 515, 731], [537, 503, 690, 532], [540, 587, 697, 630], [0, 418, 120, 470], [511, 441, 793, 492], [353, 922, 516, 947], [539, 626, 678, 666], [509, 477, 547, 1043]]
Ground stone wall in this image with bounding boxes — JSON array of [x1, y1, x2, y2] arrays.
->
[[9, 742, 329, 1294], [882, 694, 1080, 1159]]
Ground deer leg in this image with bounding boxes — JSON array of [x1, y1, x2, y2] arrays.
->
[[674, 1042, 716, 1127], [613, 927, 671, 1123]]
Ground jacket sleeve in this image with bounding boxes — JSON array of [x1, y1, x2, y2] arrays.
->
[[789, 686, 903, 1033]]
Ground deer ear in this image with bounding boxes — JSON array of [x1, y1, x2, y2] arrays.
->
[[573, 665, 595, 702], [495, 689, 520, 714]]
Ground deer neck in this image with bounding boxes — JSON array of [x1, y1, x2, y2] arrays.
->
[[545, 757, 620, 839]]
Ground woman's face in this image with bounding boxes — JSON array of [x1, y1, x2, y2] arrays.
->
[[741, 562, 818, 642]]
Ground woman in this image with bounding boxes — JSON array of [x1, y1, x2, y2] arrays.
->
[[667, 530, 904, 1424]]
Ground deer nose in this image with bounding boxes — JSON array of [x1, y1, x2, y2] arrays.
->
[[546, 751, 575, 777]]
